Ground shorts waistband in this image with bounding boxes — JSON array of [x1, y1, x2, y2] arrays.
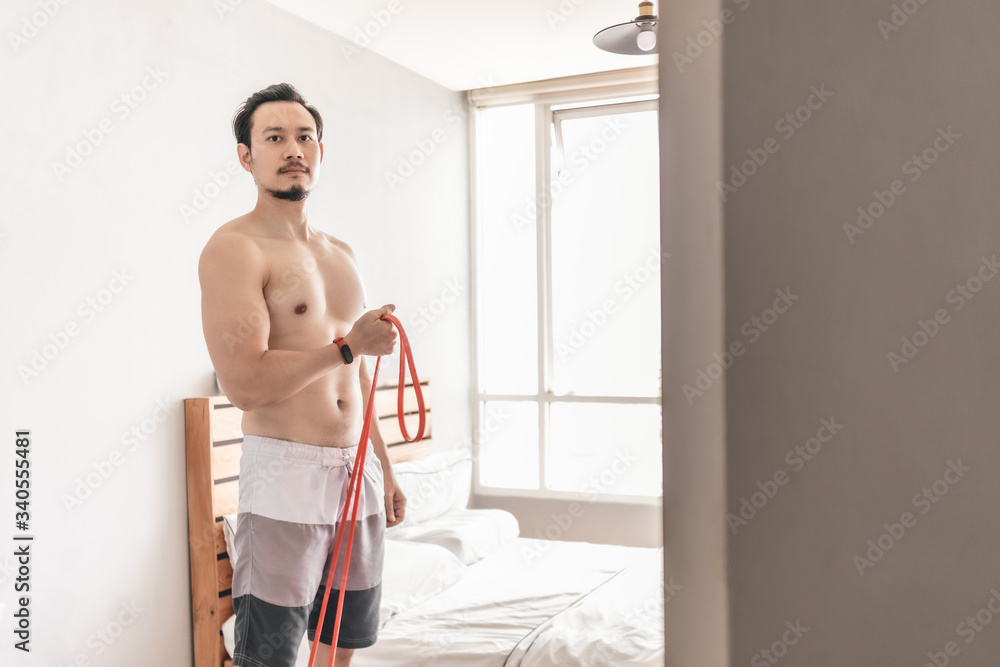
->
[[242, 434, 368, 468]]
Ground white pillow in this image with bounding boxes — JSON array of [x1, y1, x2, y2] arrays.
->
[[389, 448, 473, 529], [380, 540, 466, 623], [386, 509, 520, 565]]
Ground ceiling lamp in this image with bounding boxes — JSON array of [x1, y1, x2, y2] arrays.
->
[[593, 1, 658, 55]]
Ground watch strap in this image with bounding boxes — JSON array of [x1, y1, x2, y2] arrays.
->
[[333, 337, 354, 364]]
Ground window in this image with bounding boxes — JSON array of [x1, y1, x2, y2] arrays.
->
[[472, 73, 662, 502]]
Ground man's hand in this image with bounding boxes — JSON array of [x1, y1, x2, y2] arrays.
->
[[344, 305, 398, 357], [384, 473, 406, 528]]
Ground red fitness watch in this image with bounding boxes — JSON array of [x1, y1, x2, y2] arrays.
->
[[333, 337, 354, 364]]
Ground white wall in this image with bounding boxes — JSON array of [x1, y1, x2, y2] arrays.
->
[[0, 0, 468, 664]]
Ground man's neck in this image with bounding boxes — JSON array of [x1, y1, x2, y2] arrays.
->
[[250, 193, 311, 240]]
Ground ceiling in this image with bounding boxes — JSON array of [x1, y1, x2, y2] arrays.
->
[[264, 0, 659, 91]]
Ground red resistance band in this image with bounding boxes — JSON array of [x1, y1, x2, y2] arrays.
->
[[307, 312, 425, 667]]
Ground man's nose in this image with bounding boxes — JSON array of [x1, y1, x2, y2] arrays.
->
[[283, 141, 304, 159]]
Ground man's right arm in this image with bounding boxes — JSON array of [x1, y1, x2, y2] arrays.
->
[[198, 234, 395, 411]]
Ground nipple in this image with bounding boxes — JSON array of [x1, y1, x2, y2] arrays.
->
[[295, 303, 308, 314]]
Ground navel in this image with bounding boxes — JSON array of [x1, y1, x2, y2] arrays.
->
[[294, 303, 308, 315]]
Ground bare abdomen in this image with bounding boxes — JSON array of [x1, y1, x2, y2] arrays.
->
[[240, 371, 364, 447]]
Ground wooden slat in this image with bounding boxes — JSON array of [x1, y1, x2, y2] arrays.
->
[[378, 412, 432, 446], [218, 556, 233, 591], [211, 441, 242, 482], [214, 521, 227, 557], [374, 380, 430, 417], [185, 398, 222, 667], [389, 439, 433, 463], [210, 404, 244, 443], [219, 593, 234, 622], [213, 480, 240, 518]]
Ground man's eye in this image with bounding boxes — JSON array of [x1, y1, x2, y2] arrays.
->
[[300, 136, 312, 141], [267, 136, 279, 141]]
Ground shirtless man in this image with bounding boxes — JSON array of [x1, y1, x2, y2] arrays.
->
[[199, 83, 404, 667]]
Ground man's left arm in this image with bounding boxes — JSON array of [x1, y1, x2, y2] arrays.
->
[[359, 355, 406, 527]]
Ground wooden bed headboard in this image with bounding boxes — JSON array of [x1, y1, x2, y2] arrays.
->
[[184, 379, 431, 667]]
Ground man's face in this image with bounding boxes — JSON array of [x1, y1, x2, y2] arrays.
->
[[239, 101, 323, 202]]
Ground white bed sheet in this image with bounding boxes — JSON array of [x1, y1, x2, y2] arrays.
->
[[353, 538, 653, 667], [504, 546, 665, 667]]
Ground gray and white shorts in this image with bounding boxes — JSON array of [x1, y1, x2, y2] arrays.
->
[[232, 435, 385, 667]]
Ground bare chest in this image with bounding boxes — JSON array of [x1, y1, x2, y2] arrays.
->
[[261, 242, 366, 341]]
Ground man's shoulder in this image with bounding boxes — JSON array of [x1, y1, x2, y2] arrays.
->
[[200, 216, 265, 270]]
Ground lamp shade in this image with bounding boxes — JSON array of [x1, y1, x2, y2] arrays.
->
[[593, 2, 658, 55]]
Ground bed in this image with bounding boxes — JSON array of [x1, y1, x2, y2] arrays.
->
[[185, 380, 664, 667]]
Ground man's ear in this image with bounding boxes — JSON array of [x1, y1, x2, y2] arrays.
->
[[237, 143, 253, 172], [319, 140, 324, 163]]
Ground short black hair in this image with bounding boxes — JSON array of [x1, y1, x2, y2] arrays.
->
[[232, 83, 323, 149]]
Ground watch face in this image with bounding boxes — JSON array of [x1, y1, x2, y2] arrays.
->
[[341, 344, 354, 364]]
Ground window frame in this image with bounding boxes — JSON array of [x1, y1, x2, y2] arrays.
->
[[468, 67, 661, 505]]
